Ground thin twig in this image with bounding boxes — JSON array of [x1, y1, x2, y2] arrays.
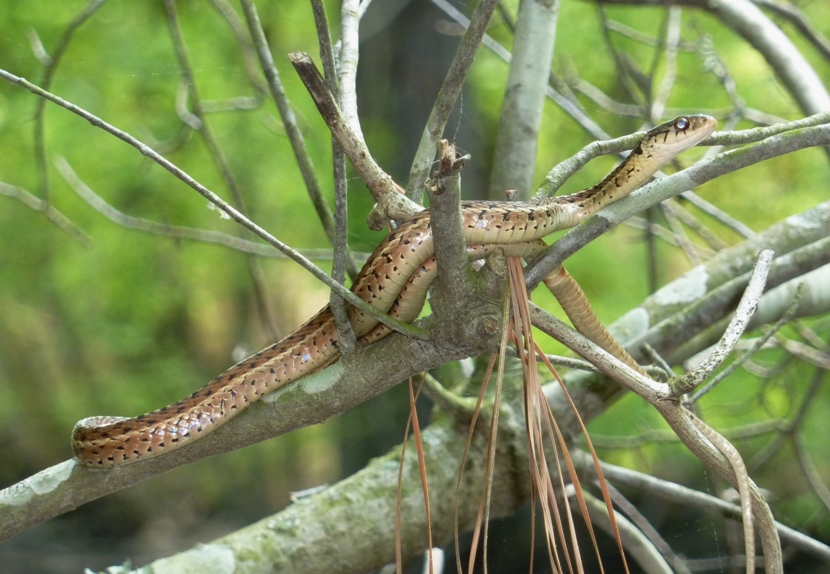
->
[[338, 0, 363, 142], [535, 131, 644, 198], [429, 0, 611, 142], [288, 52, 421, 226], [32, 0, 107, 204], [584, 418, 789, 449], [574, 453, 830, 563], [312, 0, 358, 352], [0, 67, 426, 339], [207, 0, 268, 99], [238, 0, 341, 248], [660, 200, 702, 266], [663, 197, 729, 250], [164, 0, 278, 339], [405, 0, 499, 203], [649, 7, 682, 122], [679, 192, 756, 238], [751, 0, 830, 63], [0, 180, 93, 247], [690, 284, 804, 402], [689, 414, 755, 574], [672, 250, 774, 396], [54, 157, 367, 260]]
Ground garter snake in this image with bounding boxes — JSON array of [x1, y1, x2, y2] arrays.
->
[[72, 115, 716, 467]]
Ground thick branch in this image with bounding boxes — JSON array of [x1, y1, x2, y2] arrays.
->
[[487, 0, 559, 200]]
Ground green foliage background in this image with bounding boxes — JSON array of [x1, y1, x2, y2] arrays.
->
[[1, 0, 829, 571]]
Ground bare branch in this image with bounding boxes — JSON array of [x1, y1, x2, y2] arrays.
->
[[338, 0, 363, 141], [671, 250, 773, 396], [0, 67, 424, 339], [574, 453, 830, 563], [751, 0, 830, 62], [238, 0, 342, 249], [164, 0, 279, 338], [487, 0, 559, 200], [525, 121, 830, 287], [405, 0, 500, 203], [689, 414, 755, 574], [54, 157, 368, 261], [689, 286, 803, 402], [0, 180, 93, 247], [31, 0, 107, 204], [288, 51, 422, 224]]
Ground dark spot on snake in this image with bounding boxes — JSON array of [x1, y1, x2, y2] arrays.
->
[[270, 367, 275, 374]]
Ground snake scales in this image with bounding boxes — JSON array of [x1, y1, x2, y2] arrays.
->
[[72, 115, 717, 467]]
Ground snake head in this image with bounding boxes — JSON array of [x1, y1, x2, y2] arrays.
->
[[638, 115, 717, 169], [654, 115, 718, 150]]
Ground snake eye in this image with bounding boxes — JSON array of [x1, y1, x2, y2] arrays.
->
[[674, 117, 690, 131]]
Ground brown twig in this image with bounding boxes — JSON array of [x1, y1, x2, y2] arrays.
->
[[288, 51, 422, 227]]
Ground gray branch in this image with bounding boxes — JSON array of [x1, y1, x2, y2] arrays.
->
[[487, 0, 559, 199]]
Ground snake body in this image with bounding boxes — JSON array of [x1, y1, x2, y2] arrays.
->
[[72, 115, 716, 467]]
